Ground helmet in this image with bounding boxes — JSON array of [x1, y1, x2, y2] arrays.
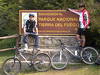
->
[[29, 14, 34, 17]]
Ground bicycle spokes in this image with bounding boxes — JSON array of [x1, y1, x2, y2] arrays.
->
[[3, 58, 21, 75], [81, 47, 98, 64], [51, 52, 68, 70], [34, 53, 51, 72]]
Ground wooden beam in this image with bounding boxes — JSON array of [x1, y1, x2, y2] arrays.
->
[[0, 34, 19, 40], [0, 48, 16, 52]]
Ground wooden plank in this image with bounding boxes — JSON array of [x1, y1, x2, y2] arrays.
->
[[0, 34, 19, 40], [19, 10, 78, 35], [39, 35, 76, 37], [0, 48, 16, 52], [21, 48, 60, 52]]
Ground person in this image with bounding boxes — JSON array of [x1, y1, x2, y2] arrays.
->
[[23, 14, 39, 50], [68, 4, 90, 49]]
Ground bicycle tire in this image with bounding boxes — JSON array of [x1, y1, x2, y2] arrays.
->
[[81, 47, 99, 64], [51, 51, 68, 70], [34, 53, 51, 72], [2, 57, 21, 75]]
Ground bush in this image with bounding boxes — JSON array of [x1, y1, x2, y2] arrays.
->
[[86, 26, 100, 53], [0, 38, 16, 49]]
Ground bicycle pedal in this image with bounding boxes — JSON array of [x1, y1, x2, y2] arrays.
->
[[74, 56, 81, 60]]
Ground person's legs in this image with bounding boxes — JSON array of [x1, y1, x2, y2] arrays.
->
[[76, 28, 81, 46], [32, 35, 39, 49], [23, 34, 28, 49], [75, 34, 81, 56], [80, 35, 86, 47], [76, 28, 86, 47], [76, 34, 81, 41]]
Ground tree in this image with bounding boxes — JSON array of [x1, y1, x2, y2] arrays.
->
[[0, 0, 100, 48], [0, 0, 21, 36]]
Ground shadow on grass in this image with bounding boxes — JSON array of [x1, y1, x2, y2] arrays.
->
[[0, 66, 5, 75]]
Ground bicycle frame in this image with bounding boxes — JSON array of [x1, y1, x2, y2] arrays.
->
[[59, 46, 77, 58], [64, 47, 76, 57], [15, 51, 34, 67], [58, 40, 79, 57]]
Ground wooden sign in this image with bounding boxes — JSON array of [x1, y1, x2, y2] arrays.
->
[[19, 10, 79, 36]]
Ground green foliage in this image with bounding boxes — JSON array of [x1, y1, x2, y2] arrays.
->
[[0, 0, 100, 50], [0, 38, 16, 49], [0, 0, 20, 36]]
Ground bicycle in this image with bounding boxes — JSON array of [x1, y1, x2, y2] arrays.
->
[[2, 36, 51, 75], [51, 39, 99, 70]]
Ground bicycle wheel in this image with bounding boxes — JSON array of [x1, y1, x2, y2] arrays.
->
[[81, 47, 99, 64], [51, 51, 68, 70], [2, 57, 21, 75], [34, 53, 51, 72]]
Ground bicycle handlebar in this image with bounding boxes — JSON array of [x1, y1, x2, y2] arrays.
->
[[25, 32, 38, 35]]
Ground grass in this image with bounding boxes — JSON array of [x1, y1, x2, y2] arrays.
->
[[0, 51, 100, 75], [0, 39, 16, 49], [0, 50, 14, 62], [15, 64, 100, 75]]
